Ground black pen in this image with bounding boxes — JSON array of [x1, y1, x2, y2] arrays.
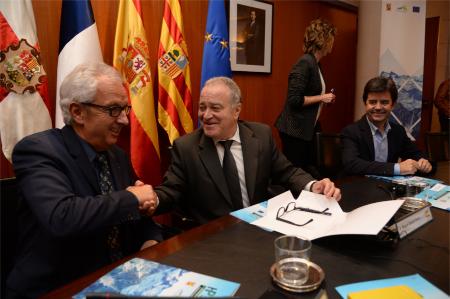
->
[[296, 207, 332, 216], [329, 88, 336, 103], [252, 211, 263, 218]]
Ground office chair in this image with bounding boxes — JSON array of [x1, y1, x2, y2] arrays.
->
[[315, 132, 343, 179], [425, 131, 449, 161], [0, 177, 18, 297]]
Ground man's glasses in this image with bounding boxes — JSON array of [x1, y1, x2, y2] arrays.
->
[[82, 103, 131, 117], [276, 202, 332, 227]]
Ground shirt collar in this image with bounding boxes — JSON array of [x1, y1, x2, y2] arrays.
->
[[366, 116, 391, 136], [215, 125, 241, 145], [78, 136, 98, 163]]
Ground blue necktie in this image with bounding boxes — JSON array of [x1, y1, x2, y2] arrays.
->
[[97, 153, 122, 262]]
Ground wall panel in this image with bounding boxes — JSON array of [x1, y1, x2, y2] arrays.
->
[[317, 2, 357, 132]]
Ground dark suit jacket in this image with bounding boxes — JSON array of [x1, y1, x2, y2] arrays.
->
[[7, 126, 161, 298], [244, 20, 262, 65], [275, 53, 323, 141], [340, 117, 426, 176], [155, 121, 315, 224]]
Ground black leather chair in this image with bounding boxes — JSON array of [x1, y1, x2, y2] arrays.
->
[[0, 177, 18, 297], [315, 132, 343, 179], [425, 131, 449, 161]]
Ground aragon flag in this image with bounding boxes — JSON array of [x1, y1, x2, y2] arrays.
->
[[114, 0, 161, 185], [157, 0, 194, 144], [0, 0, 52, 177]]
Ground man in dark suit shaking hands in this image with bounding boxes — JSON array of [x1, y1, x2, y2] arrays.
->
[[155, 77, 341, 225], [7, 63, 161, 299], [341, 76, 433, 176]]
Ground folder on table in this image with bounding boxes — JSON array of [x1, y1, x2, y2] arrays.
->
[[348, 285, 422, 299]]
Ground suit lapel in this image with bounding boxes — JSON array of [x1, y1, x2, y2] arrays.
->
[[61, 126, 100, 193], [198, 133, 233, 208], [239, 123, 258, 202], [359, 117, 375, 160]]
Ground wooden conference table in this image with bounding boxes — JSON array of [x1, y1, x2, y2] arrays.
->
[[43, 169, 450, 299]]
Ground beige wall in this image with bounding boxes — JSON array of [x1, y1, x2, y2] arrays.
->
[[427, 0, 450, 132], [354, 0, 382, 120]]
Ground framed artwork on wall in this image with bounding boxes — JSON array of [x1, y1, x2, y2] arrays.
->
[[229, 0, 273, 73]]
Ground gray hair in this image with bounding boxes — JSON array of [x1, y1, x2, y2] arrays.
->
[[203, 77, 242, 106], [60, 63, 123, 125]]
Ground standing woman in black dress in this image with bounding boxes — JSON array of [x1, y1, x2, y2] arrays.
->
[[275, 19, 336, 178]]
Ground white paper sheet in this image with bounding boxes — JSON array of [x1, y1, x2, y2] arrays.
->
[[252, 191, 404, 240]]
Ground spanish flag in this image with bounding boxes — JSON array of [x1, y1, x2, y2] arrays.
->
[[113, 0, 161, 184], [157, 0, 194, 144]]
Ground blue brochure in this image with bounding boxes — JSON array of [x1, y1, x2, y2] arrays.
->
[[230, 201, 268, 223], [73, 258, 240, 298], [367, 175, 442, 187], [368, 174, 449, 211], [336, 274, 448, 299], [415, 183, 450, 211]]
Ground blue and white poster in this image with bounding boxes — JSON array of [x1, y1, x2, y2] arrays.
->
[[379, 0, 426, 140]]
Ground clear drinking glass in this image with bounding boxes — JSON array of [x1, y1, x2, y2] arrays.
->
[[274, 235, 311, 285]]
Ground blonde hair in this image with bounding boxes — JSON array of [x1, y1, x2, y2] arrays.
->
[[303, 19, 336, 54]]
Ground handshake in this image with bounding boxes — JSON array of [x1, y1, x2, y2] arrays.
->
[[399, 158, 432, 175], [126, 180, 159, 216]]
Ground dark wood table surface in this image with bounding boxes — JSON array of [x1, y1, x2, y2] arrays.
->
[[435, 161, 449, 184], [42, 165, 450, 299]]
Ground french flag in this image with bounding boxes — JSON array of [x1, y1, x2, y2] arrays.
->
[[55, 0, 103, 128]]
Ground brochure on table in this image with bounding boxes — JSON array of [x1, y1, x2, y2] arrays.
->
[[73, 258, 240, 299], [415, 183, 450, 211], [367, 175, 442, 186], [251, 191, 404, 240], [231, 200, 267, 223], [369, 175, 450, 211], [335, 274, 448, 299]]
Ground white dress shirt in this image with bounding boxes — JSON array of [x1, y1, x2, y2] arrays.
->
[[215, 126, 316, 208]]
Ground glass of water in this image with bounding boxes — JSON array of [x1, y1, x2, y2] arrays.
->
[[274, 235, 311, 286]]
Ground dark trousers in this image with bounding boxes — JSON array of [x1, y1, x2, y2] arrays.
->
[[279, 132, 321, 179], [439, 113, 449, 132]]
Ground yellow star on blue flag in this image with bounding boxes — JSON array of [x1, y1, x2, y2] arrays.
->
[[220, 39, 228, 49], [200, 0, 232, 88]]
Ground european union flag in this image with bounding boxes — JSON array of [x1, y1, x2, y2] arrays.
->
[[200, 0, 232, 88]]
